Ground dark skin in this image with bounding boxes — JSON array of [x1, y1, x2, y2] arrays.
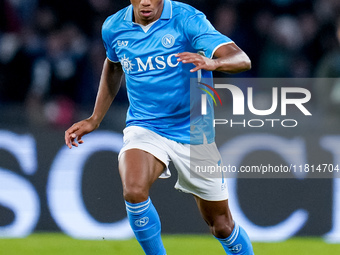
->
[[65, 0, 251, 239]]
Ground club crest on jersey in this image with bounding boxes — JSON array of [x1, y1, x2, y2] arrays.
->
[[120, 55, 135, 73], [162, 34, 175, 48]]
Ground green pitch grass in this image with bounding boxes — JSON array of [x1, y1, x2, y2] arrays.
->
[[0, 233, 340, 255]]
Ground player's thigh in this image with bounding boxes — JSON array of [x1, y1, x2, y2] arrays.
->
[[172, 142, 229, 201], [119, 148, 165, 193]]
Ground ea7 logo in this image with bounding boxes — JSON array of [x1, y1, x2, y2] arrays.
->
[[135, 217, 149, 227], [117, 40, 129, 47]]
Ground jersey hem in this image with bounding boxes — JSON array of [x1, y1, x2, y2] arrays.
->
[[126, 122, 190, 144], [174, 185, 229, 201]]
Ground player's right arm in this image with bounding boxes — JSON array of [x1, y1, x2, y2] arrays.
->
[[65, 59, 123, 149]]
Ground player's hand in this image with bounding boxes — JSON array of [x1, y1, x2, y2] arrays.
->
[[64, 118, 99, 149], [176, 52, 217, 72]]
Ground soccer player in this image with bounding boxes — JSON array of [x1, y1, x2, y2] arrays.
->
[[65, 0, 254, 254]]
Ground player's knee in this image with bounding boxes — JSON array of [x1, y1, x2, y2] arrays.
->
[[210, 218, 234, 238], [123, 185, 149, 203]]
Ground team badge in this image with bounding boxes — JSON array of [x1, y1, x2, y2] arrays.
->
[[120, 54, 134, 73], [230, 244, 242, 253], [135, 217, 149, 227], [162, 34, 175, 48]]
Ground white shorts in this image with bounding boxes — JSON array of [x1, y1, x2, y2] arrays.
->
[[118, 126, 228, 201]]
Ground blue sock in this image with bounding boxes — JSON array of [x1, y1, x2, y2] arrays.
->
[[125, 197, 166, 255], [216, 222, 254, 255]]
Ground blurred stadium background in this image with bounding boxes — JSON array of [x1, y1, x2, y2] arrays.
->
[[1, 0, 340, 254]]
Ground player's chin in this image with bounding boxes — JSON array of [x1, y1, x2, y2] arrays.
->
[[140, 11, 154, 20]]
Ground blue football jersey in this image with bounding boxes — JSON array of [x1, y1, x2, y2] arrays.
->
[[102, 0, 233, 144]]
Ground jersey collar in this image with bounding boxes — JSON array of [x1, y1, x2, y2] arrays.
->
[[160, 0, 172, 20], [124, 0, 172, 22]]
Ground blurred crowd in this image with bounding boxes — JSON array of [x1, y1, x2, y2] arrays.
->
[[0, 0, 340, 126]]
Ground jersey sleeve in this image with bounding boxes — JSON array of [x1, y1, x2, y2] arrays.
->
[[102, 19, 119, 62], [184, 13, 233, 58]]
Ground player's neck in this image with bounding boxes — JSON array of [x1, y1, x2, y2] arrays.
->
[[133, 14, 162, 26]]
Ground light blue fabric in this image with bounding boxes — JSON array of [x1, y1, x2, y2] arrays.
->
[[216, 222, 254, 255], [102, 0, 232, 144], [125, 197, 166, 255]]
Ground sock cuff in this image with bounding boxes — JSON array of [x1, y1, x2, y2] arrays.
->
[[125, 197, 166, 254], [217, 221, 240, 246], [125, 197, 151, 214]]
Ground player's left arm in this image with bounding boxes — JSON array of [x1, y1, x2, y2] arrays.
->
[[176, 42, 251, 74]]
